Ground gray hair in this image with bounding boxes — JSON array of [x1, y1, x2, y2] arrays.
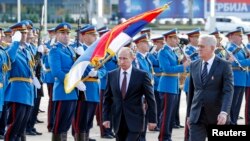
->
[[117, 47, 135, 58], [199, 34, 217, 48]]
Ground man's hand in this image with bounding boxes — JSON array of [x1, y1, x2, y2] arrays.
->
[[217, 112, 227, 125], [148, 123, 157, 131], [88, 68, 98, 77], [12, 31, 22, 42], [103, 121, 110, 128]]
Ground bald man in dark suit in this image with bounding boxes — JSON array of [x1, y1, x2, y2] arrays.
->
[[103, 47, 157, 141]]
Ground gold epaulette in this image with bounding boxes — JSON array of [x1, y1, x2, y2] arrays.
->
[[0, 41, 10, 47]]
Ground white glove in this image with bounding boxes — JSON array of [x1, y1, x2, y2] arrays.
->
[[88, 68, 98, 77], [50, 37, 56, 46], [76, 82, 86, 92], [12, 31, 22, 42], [33, 76, 41, 89], [38, 45, 44, 53], [74, 46, 84, 55]]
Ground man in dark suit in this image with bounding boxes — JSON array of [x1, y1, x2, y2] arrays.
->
[[186, 34, 234, 141], [103, 47, 157, 141]]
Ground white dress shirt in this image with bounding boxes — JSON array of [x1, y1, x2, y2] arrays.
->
[[119, 65, 132, 92]]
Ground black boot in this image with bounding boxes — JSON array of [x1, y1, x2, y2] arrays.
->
[[20, 134, 26, 141], [52, 133, 61, 141], [74, 133, 80, 141], [60, 132, 67, 141]]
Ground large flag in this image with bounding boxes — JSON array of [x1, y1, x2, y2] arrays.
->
[[64, 2, 172, 93]]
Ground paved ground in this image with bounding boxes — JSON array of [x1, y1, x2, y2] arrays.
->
[[23, 84, 245, 141]]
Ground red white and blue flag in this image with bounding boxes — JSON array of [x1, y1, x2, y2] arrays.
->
[[64, 2, 171, 93]]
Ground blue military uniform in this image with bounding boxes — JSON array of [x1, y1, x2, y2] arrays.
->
[[48, 23, 78, 138], [226, 29, 250, 125], [41, 27, 56, 132], [4, 22, 35, 141], [209, 29, 226, 59], [72, 25, 107, 140], [133, 33, 154, 141], [183, 28, 200, 94], [157, 29, 187, 141], [148, 36, 164, 130]]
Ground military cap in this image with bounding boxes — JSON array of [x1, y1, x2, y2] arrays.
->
[[209, 28, 222, 38], [55, 22, 72, 32], [225, 28, 243, 37], [151, 36, 164, 42], [163, 29, 178, 38], [47, 27, 55, 33], [10, 21, 28, 32], [140, 28, 151, 34], [97, 26, 108, 32], [133, 33, 149, 44], [3, 28, 12, 35], [186, 28, 200, 37], [98, 29, 110, 36], [80, 25, 97, 35], [21, 20, 33, 29]]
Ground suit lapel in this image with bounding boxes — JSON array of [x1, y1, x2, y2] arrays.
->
[[197, 60, 203, 86], [203, 56, 220, 86], [125, 67, 136, 99], [116, 69, 122, 98]]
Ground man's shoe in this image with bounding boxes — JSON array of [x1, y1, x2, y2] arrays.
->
[[102, 134, 114, 139], [26, 131, 37, 136], [89, 138, 96, 141], [153, 127, 160, 131], [36, 119, 44, 123], [178, 125, 184, 128], [34, 131, 42, 135], [173, 125, 180, 129]]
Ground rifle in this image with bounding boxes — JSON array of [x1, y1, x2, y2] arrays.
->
[[221, 45, 246, 71], [177, 38, 191, 62]]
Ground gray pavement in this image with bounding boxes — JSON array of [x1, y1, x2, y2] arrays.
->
[[25, 84, 245, 141]]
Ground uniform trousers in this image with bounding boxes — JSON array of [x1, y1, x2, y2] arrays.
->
[[52, 100, 77, 134], [4, 102, 32, 141], [158, 93, 177, 141]]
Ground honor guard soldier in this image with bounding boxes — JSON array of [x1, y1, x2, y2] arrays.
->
[[209, 29, 226, 59], [97, 26, 108, 33], [22, 20, 43, 136], [148, 36, 164, 131], [3, 28, 12, 44], [245, 32, 250, 125], [157, 29, 190, 141], [226, 29, 249, 125], [41, 27, 56, 132], [133, 33, 154, 141], [48, 22, 78, 140], [4, 22, 35, 141], [183, 28, 200, 94], [73, 25, 106, 141], [96, 27, 116, 139]]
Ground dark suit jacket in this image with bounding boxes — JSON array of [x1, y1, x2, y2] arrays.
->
[[103, 67, 157, 133], [187, 56, 234, 124]]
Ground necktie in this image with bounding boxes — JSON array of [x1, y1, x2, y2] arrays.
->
[[121, 71, 127, 99], [201, 62, 208, 85]]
